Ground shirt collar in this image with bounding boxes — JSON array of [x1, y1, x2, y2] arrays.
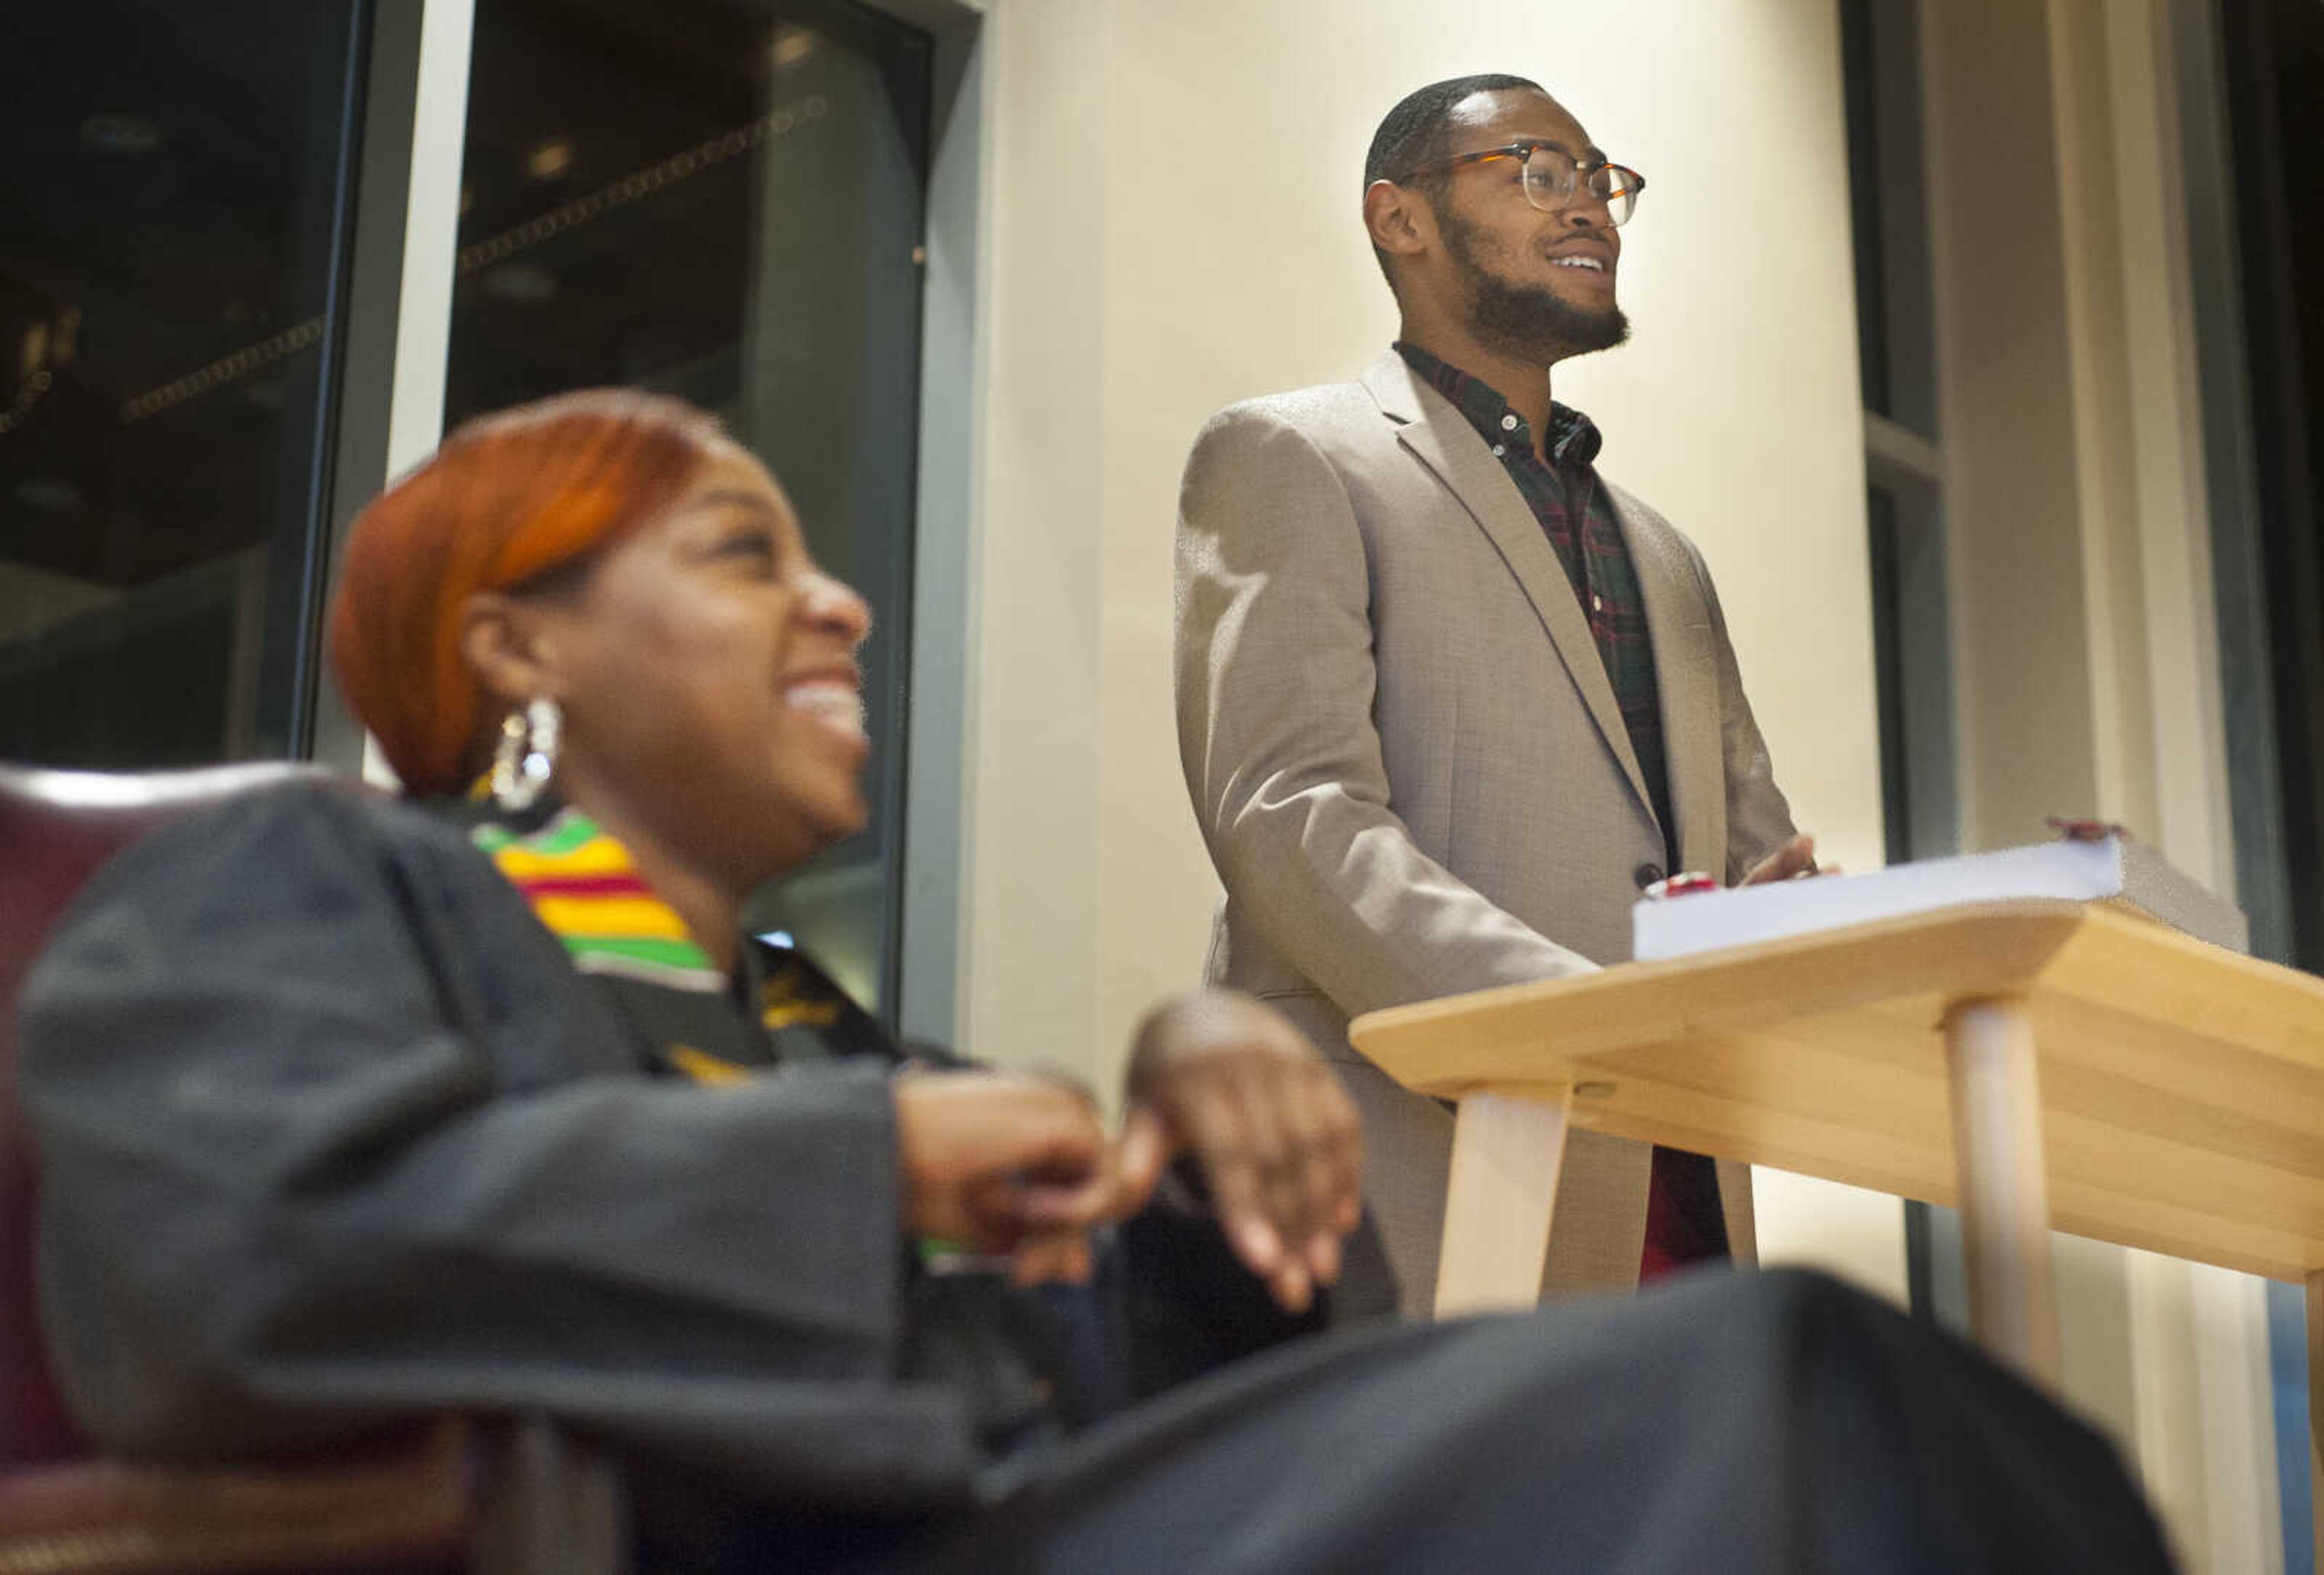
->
[[1393, 341, 1603, 469]]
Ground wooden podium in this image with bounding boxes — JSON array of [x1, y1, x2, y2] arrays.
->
[[1350, 900, 2324, 1552]]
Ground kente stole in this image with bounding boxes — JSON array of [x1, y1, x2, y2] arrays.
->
[[467, 803, 884, 1084]]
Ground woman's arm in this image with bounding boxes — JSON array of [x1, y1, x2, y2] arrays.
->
[[20, 786, 983, 1507]]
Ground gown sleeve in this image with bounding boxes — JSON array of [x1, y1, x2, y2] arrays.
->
[[19, 785, 986, 1508]]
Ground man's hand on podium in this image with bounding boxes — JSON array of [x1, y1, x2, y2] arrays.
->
[[1742, 832, 1833, 885]]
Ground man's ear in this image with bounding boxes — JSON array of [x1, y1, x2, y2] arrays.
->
[[1363, 179, 1431, 263], [459, 591, 562, 711]]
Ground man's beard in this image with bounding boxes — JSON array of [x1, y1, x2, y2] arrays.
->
[[1440, 208, 1630, 362]]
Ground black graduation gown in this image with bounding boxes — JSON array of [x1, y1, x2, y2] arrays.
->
[[19, 783, 1374, 1504], [21, 783, 2178, 1573]]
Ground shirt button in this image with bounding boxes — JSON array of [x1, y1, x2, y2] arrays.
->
[[1500, 413, 1519, 431], [1634, 862, 1666, 890], [1491, 444, 1506, 457], [1592, 593, 1604, 613]]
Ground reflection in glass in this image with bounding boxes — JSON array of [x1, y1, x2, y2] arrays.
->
[[0, 4, 359, 767], [448, 0, 931, 1018]]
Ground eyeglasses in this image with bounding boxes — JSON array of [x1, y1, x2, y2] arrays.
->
[[1398, 142, 1646, 227]]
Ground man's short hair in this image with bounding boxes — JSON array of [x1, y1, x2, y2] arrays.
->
[[1364, 73, 1545, 291]]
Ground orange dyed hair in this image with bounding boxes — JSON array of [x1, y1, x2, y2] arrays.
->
[[326, 389, 723, 795]]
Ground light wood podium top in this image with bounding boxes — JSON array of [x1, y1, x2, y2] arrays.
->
[[1347, 901, 2324, 1283]]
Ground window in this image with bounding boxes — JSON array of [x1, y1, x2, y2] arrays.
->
[[0, 2, 365, 767], [445, 0, 933, 1016], [1840, 0, 1960, 1329], [1840, 0, 1954, 868]]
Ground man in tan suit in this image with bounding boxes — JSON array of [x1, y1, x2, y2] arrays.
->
[[1175, 74, 1819, 1316]]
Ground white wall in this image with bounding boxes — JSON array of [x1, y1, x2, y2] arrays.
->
[[957, 0, 1111, 1072], [961, 0, 1897, 1293], [967, 0, 1883, 1057]]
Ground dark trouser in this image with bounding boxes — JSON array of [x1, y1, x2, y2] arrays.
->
[[637, 1269, 2175, 1574]]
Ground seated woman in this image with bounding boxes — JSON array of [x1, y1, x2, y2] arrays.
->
[[22, 392, 2171, 1573]]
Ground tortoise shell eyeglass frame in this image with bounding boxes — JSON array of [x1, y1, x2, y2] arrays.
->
[[1393, 140, 1646, 226]]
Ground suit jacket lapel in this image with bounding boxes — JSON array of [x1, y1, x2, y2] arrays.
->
[[1361, 351, 1655, 825], [1614, 484, 1722, 875]]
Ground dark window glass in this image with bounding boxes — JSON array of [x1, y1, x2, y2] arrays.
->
[[1866, 485, 1912, 869], [2219, 0, 2324, 976], [1839, 0, 1939, 437], [447, 0, 930, 1018], [1861, 473, 1955, 864], [0, 3, 363, 768], [1840, 0, 1891, 418]]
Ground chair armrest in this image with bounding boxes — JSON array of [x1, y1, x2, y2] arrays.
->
[[0, 1416, 471, 1574], [471, 1415, 626, 1575], [0, 1415, 635, 1575]]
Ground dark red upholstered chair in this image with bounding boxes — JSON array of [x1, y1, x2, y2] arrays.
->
[[0, 763, 625, 1574]]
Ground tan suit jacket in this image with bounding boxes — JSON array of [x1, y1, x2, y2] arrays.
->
[[1175, 350, 1797, 1315]]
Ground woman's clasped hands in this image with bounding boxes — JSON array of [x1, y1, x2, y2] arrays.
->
[[891, 990, 1364, 1313]]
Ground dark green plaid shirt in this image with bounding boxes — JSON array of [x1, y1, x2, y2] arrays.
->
[[1397, 345, 1726, 1272], [1396, 343, 1674, 855]]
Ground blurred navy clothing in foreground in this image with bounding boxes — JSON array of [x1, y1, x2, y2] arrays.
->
[[22, 784, 2171, 1572]]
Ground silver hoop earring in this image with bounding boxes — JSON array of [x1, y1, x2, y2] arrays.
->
[[490, 697, 562, 812]]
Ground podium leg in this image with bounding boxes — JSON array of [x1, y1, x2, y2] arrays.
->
[[1942, 995, 2063, 1388], [1434, 1086, 1573, 1320]]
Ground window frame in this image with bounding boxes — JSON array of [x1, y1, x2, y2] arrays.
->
[[312, 0, 986, 1046]]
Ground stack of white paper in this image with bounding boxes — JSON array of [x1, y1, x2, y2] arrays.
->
[[1630, 835, 2248, 962]]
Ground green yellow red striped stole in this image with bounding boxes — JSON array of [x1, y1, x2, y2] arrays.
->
[[465, 799, 881, 1089], [468, 806, 726, 995]]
